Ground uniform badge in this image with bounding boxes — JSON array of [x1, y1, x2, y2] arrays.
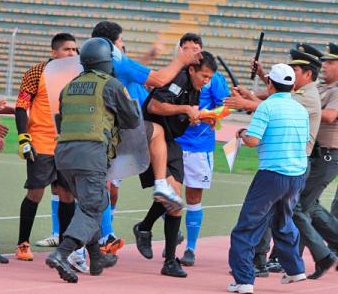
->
[[168, 83, 182, 95]]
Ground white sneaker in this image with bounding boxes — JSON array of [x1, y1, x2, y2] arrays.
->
[[35, 235, 59, 247], [153, 183, 183, 212], [227, 283, 254, 293], [281, 273, 306, 284], [67, 248, 89, 274]]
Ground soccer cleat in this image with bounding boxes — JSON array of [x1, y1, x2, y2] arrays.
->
[[162, 229, 184, 258], [153, 184, 183, 212], [227, 283, 254, 293], [67, 249, 89, 274], [281, 273, 306, 284], [0, 254, 9, 264], [36, 235, 59, 247], [254, 265, 269, 277], [266, 257, 284, 273], [161, 258, 188, 278], [100, 235, 125, 255], [15, 242, 33, 261], [181, 249, 195, 267], [307, 253, 337, 279], [133, 223, 153, 259], [46, 250, 78, 283]]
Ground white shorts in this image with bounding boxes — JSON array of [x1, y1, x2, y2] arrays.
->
[[182, 151, 214, 189]]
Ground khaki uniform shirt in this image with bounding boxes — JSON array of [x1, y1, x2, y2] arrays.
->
[[317, 81, 338, 149], [292, 82, 321, 156]]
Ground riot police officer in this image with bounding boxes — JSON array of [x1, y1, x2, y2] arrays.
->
[[46, 37, 140, 283]]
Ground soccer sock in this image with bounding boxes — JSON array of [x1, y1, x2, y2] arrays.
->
[[99, 203, 113, 245], [18, 197, 38, 244], [111, 204, 116, 236], [164, 215, 181, 261], [139, 201, 166, 231], [154, 179, 167, 190], [58, 201, 75, 243], [186, 203, 203, 251], [51, 194, 60, 237]]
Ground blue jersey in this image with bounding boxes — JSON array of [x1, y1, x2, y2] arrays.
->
[[127, 82, 149, 107], [175, 71, 230, 152], [113, 54, 150, 105]]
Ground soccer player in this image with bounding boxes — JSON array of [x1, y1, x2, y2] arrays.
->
[[15, 33, 78, 261], [176, 33, 230, 266], [133, 51, 217, 278]]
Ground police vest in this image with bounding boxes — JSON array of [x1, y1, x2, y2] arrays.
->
[[58, 70, 119, 159]]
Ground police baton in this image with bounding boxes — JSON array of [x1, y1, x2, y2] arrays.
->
[[250, 32, 265, 80], [216, 56, 239, 88]]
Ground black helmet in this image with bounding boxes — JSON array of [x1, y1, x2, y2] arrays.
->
[[80, 37, 114, 74]]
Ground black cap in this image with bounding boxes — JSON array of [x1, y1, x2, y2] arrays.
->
[[321, 43, 338, 61], [288, 48, 322, 68], [296, 43, 323, 58]]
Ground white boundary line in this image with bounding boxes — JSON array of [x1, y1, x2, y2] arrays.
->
[[0, 199, 335, 221]]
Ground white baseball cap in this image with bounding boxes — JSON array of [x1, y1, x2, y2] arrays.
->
[[266, 63, 295, 86]]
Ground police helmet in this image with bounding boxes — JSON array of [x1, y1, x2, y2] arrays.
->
[[80, 37, 114, 74]]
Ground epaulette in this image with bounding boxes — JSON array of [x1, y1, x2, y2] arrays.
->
[[294, 89, 305, 95]]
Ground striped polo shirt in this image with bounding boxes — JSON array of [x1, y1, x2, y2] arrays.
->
[[247, 92, 309, 176]]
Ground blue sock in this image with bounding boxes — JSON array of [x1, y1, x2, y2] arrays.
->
[[186, 203, 203, 251], [51, 194, 59, 236], [100, 202, 113, 244], [111, 204, 116, 237]]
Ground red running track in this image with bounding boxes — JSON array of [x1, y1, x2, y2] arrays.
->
[[1, 236, 337, 294]]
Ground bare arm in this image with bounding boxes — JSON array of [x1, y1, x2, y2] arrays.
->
[[145, 48, 201, 88], [0, 99, 15, 114], [321, 108, 338, 124], [236, 128, 260, 147], [147, 98, 199, 121], [224, 87, 261, 112]]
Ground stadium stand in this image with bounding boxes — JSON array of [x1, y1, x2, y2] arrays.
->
[[0, 0, 337, 95]]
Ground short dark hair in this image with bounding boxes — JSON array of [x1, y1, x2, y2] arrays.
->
[[179, 33, 203, 48], [300, 65, 319, 81], [51, 33, 76, 50], [269, 78, 293, 92], [92, 21, 122, 44], [191, 51, 217, 72]]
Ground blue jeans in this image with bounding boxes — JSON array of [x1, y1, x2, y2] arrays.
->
[[229, 170, 306, 285]]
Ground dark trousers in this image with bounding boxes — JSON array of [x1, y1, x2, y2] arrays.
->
[[254, 150, 338, 264], [61, 169, 109, 245], [229, 170, 305, 285]]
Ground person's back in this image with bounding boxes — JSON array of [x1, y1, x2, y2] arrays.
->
[[254, 93, 309, 176]]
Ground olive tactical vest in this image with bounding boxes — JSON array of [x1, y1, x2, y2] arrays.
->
[[58, 70, 119, 159]]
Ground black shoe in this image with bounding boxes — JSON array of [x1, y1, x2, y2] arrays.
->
[[162, 229, 185, 258], [46, 250, 78, 283], [90, 254, 118, 276], [0, 254, 9, 264], [133, 223, 153, 259], [86, 243, 118, 276], [308, 253, 337, 279], [254, 265, 269, 277], [267, 257, 284, 273], [181, 249, 195, 267], [161, 258, 188, 278]]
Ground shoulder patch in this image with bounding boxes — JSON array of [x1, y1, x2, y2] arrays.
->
[[168, 83, 182, 95], [123, 87, 132, 100]]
